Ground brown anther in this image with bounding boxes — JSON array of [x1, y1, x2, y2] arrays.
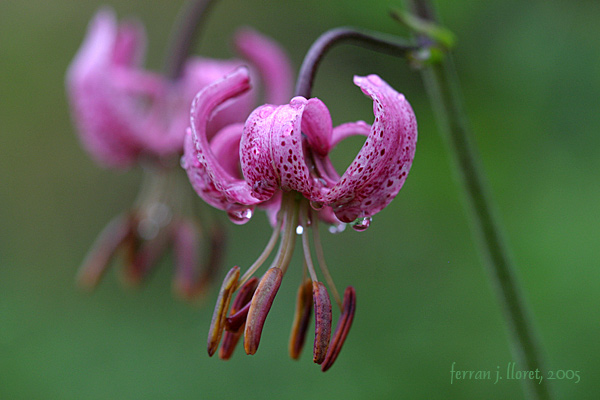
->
[[172, 220, 200, 299], [312, 281, 332, 364], [125, 227, 171, 285], [289, 279, 313, 360], [225, 301, 251, 332], [219, 277, 258, 360], [174, 220, 227, 301], [244, 267, 283, 355], [76, 214, 134, 289], [207, 266, 240, 357], [321, 286, 356, 372]]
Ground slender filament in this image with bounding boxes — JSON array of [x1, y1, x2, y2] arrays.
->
[[312, 216, 342, 309]]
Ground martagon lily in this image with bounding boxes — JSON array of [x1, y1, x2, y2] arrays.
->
[[182, 66, 417, 370], [66, 8, 293, 299]]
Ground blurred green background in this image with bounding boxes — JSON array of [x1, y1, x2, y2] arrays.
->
[[1, 0, 599, 399]]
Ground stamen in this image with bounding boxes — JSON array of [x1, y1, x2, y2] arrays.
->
[[300, 200, 319, 283], [312, 217, 343, 309], [219, 277, 258, 360], [312, 282, 332, 364], [225, 301, 251, 332], [124, 227, 171, 285], [289, 279, 313, 359], [76, 213, 134, 289], [236, 213, 281, 290], [244, 267, 283, 355], [207, 266, 240, 357], [321, 286, 356, 372], [301, 221, 319, 283]]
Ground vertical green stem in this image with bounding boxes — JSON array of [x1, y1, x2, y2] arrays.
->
[[407, 1, 552, 399], [163, 0, 217, 79]]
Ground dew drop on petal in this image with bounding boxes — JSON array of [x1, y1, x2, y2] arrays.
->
[[227, 208, 253, 224], [290, 97, 304, 109], [259, 106, 274, 118], [351, 217, 371, 232], [310, 200, 324, 211], [180, 156, 187, 169]]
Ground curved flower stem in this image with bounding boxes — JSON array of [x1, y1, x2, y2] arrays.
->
[[163, 0, 218, 79], [406, 1, 552, 399], [295, 27, 419, 98]]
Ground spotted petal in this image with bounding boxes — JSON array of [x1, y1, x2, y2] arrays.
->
[[323, 75, 417, 223], [183, 68, 262, 223], [240, 97, 332, 202]]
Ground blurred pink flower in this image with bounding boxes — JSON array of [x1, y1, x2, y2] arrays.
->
[[67, 8, 294, 300]]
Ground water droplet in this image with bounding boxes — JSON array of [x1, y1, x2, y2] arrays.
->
[[367, 75, 383, 86], [289, 97, 304, 109], [351, 217, 371, 232], [328, 223, 346, 234], [227, 208, 253, 224], [296, 225, 304, 235], [310, 200, 323, 210], [259, 106, 274, 118], [138, 219, 159, 240], [180, 156, 187, 169]]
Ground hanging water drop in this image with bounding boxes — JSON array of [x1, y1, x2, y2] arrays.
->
[[180, 156, 187, 169], [351, 216, 371, 232], [227, 208, 253, 224], [328, 223, 346, 234], [296, 225, 304, 235]]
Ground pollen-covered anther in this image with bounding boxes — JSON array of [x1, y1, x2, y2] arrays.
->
[[244, 267, 283, 355], [312, 281, 332, 364], [207, 266, 240, 357], [219, 277, 258, 360], [289, 279, 313, 360], [321, 286, 356, 372]]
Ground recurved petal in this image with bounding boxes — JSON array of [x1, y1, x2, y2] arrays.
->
[[207, 266, 240, 357], [186, 68, 262, 214], [321, 286, 356, 372], [65, 8, 161, 168], [301, 98, 333, 156], [234, 28, 294, 105], [181, 57, 255, 138], [112, 18, 146, 67], [240, 105, 281, 201], [244, 268, 283, 355], [312, 282, 332, 364], [324, 75, 417, 223]]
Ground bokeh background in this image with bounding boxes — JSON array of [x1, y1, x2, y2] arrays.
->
[[2, 0, 599, 399]]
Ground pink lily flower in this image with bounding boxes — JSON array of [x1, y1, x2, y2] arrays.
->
[[183, 67, 417, 369]]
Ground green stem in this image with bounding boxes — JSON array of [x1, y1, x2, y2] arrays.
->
[[407, 1, 552, 399], [163, 0, 217, 79]]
